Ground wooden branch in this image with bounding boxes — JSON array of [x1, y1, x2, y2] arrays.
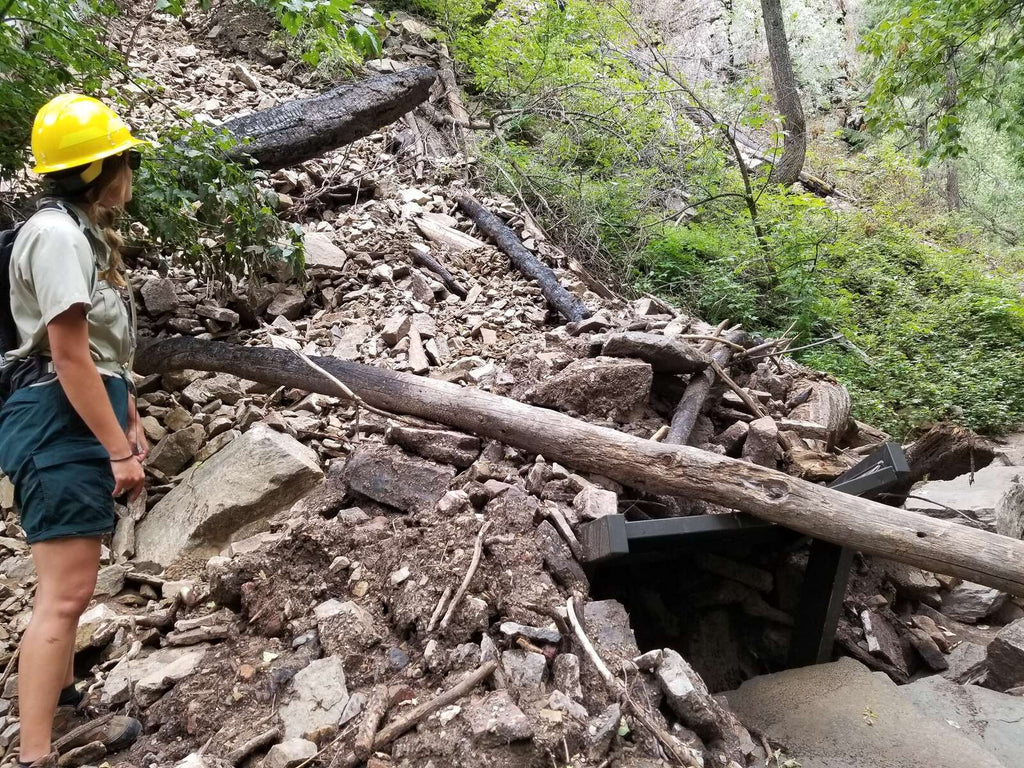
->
[[222, 68, 436, 170], [354, 686, 389, 762], [134, 338, 1024, 596], [426, 585, 453, 634], [226, 726, 281, 766], [666, 332, 742, 444], [337, 661, 498, 768], [439, 521, 492, 630], [411, 246, 469, 298], [456, 195, 589, 323]]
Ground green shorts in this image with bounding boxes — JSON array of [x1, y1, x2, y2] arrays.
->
[[0, 375, 129, 544]]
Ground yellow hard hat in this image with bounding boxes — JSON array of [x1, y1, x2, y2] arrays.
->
[[31, 94, 148, 176]]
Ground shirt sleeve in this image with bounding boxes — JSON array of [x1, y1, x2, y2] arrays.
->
[[16, 219, 95, 325]]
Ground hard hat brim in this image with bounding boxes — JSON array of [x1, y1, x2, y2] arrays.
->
[[32, 136, 151, 176]]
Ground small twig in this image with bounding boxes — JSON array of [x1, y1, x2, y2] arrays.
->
[[354, 685, 389, 762], [439, 521, 492, 630], [336, 661, 499, 768], [426, 585, 453, 633], [677, 334, 746, 351], [877, 493, 980, 524], [744, 333, 844, 361], [226, 726, 282, 765], [293, 351, 420, 427], [711, 361, 766, 418], [0, 643, 20, 689]]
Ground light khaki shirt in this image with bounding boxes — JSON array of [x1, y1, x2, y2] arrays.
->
[[6, 202, 132, 374]]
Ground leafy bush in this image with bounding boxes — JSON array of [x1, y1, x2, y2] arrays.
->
[[130, 122, 303, 281]]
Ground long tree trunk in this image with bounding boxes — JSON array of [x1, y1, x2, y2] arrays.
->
[[760, 0, 806, 185], [135, 338, 1024, 597], [223, 67, 437, 171]]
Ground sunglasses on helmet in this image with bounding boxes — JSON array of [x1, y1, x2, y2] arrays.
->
[[126, 150, 142, 170]]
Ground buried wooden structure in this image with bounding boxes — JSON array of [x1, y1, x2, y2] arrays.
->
[[135, 338, 1024, 597], [223, 67, 437, 171]]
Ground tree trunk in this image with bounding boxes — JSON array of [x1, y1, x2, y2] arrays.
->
[[223, 67, 437, 171], [135, 338, 1024, 597], [760, 0, 806, 185]]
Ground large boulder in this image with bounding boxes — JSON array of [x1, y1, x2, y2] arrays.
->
[[905, 466, 1024, 530], [342, 444, 454, 514], [526, 357, 652, 421], [600, 332, 710, 374], [941, 581, 1008, 623], [986, 618, 1024, 691], [136, 425, 323, 565]]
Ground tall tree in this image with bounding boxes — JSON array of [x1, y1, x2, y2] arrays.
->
[[760, 0, 806, 185]]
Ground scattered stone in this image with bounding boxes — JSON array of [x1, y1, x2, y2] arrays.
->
[[584, 600, 640, 661], [499, 621, 561, 645], [303, 231, 347, 270], [263, 739, 318, 768], [885, 562, 942, 606], [102, 645, 209, 706], [742, 416, 779, 468], [342, 444, 455, 514], [861, 610, 909, 676], [501, 650, 547, 690], [986, 618, 1024, 691], [75, 603, 119, 652], [465, 691, 533, 745], [136, 425, 323, 564], [714, 421, 749, 454], [573, 484, 618, 521], [907, 627, 949, 671], [586, 703, 621, 757], [267, 287, 306, 320], [941, 582, 1008, 623], [93, 564, 130, 597], [279, 656, 350, 739], [141, 278, 179, 315], [146, 424, 204, 476], [381, 313, 411, 345], [536, 520, 589, 593], [182, 373, 245, 406], [942, 641, 988, 685]]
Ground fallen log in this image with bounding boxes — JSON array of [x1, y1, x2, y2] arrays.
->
[[223, 67, 437, 170], [410, 244, 469, 299], [665, 332, 742, 444], [135, 338, 1024, 596], [456, 195, 590, 323]]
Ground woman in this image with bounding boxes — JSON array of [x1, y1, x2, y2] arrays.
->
[[0, 94, 151, 767]]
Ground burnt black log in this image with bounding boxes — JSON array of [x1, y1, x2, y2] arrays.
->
[[456, 195, 589, 324], [223, 67, 437, 171]]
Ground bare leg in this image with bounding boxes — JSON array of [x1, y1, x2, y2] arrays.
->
[[18, 538, 100, 763]]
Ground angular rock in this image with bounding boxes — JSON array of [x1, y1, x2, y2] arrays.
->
[[141, 278, 179, 315], [584, 599, 640, 661], [146, 424, 205, 476], [332, 323, 370, 361], [713, 421, 749, 455], [501, 650, 547, 690], [380, 313, 411, 346], [136, 425, 323, 564], [182, 373, 245, 406], [267, 287, 306, 320], [885, 561, 942, 606], [499, 621, 561, 645], [742, 416, 779, 468], [385, 424, 481, 468], [93, 564, 130, 597], [264, 738, 318, 768], [906, 466, 1024, 530], [861, 609, 909, 676], [941, 582, 1008, 623], [943, 641, 988, 685], [342, 444, 454, 514], [573, 484, 618, 521], [546, 689, 588, 721], [907, 627, 949, 671], [536, 520, 589, 593], [303, 231, 347, 270], [526, 357, 652, 421], [464, 691, 533, 745], [195, 304, 240, 325], [102, 645, 209, 706], [552, 653, 582, 701], [318, 600, 383, 658], [75, 603, 120, 652], [586, 703, 621, 758], [601, 332, 710, 374], [279, 656, 350, 739], [986, 618, 1024, 691], [996, 476, 1024, 539]]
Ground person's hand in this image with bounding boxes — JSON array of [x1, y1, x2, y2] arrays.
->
[[127, 421, 149, 462], [111, 457, 145, 501]]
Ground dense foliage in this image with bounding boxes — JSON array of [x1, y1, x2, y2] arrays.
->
[[419, 0, 1024, 435]]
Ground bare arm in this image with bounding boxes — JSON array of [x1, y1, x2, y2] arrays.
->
[[47, 307, 145, 499]]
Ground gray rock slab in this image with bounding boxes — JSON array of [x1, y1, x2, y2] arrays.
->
[[901, 676, 1024, 768], [941, 581, 1008, 623], [905, 466, 1024, 529], [600, 332, 710, 374], [526, 357, 653, 421], [303, 231, 347, 270], [278, 656, 350, 739], [725, 657, 1005, 768], [342, 444, 454, 514], [102, 645, 209, 707], [136, 424, 323, 565], [464, 690, 533, 745]]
